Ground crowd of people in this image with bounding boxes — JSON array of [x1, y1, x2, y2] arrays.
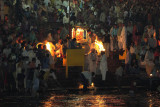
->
[[1, 0, 160, 95]]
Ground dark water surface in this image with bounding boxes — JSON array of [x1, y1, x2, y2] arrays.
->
[[1, 89, 160, 107]]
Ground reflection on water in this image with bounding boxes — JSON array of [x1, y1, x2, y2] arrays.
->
[[41, 90, 160, 107], [1, 90, 160, 107], [147, 92, 160, 107], [42, 90, 160, 107], [42, 93, 126, 107]]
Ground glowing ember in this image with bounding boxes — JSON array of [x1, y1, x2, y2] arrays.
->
[[91, 83, 94, 87], [79, 84, 83, 89], [95, 37, 105, 54]]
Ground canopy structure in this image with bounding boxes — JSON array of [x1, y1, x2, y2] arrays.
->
[[72, 26, 89, 43]]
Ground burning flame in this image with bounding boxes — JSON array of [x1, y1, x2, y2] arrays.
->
[[95, 37, 105, 54], [45, 41, 55, 56], [91, 83, 94, 87], [78, 82, 94, 89], [37, 41, 55, 56], [79, 84, 83, 89]]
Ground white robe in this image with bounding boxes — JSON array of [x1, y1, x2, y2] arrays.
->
[[44, 0, 51, 7], [54, 0, 62, 9], [63, 15, 69, 24], [62, 0, 69, 7], [100, 12, 106, 23], [144, 51, 155, 76], [100, 54, 108, 81], [28, 50, 36, 62], [88, 53, 97, 74], [119, 26, 127, 50]]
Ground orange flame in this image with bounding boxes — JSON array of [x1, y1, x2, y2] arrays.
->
[[95, 37, 105, 54], [37, 41, 55, 56], [79, 82, 94, 89], [45, 41, 55, 56], [91, 82, 94, 87], [79, 84, 84, 89]]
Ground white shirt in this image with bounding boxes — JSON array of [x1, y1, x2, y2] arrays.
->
[[67, 6, 70, 13], [63, 0, 69, 7], [28, 50, 36, 62], [3, 48, 11, 58], [100, 12, 106, 23], [44, 0, 51, 7], [101, 29, 106, 35], [22, 49, 29, 57], [22, 3, 30, 11], [48, 6, 54, 13], [63, 15, 69, 24], [36, 57, 41, 68], [81, 71, 92, 84], [16, 63, 22, 77], [54, 0, 62, 9], [124, 11, 128, 18]]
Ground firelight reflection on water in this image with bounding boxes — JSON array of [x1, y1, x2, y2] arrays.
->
[[41, 91, 160, 107], [42, 94, 125, 107], [1, 90, 160, 106]]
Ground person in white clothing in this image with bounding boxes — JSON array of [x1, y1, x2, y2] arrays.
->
[[144, 48, 155, 76], [62, 0, 69, 8], [3, 46, 11, 58], [54, 0, 62, 9], [88, 49, 97, 76], [100, 12, 106, 23], [63, 14, 69, 24], [80, 71, 92, 91], [44, 0, 51, 7], [120, 24, 127, 50], [100, 51, 108, 81]]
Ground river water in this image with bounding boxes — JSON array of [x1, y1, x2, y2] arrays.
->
[[1, 89, 160, 107], [40, 89, 160, 107]]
